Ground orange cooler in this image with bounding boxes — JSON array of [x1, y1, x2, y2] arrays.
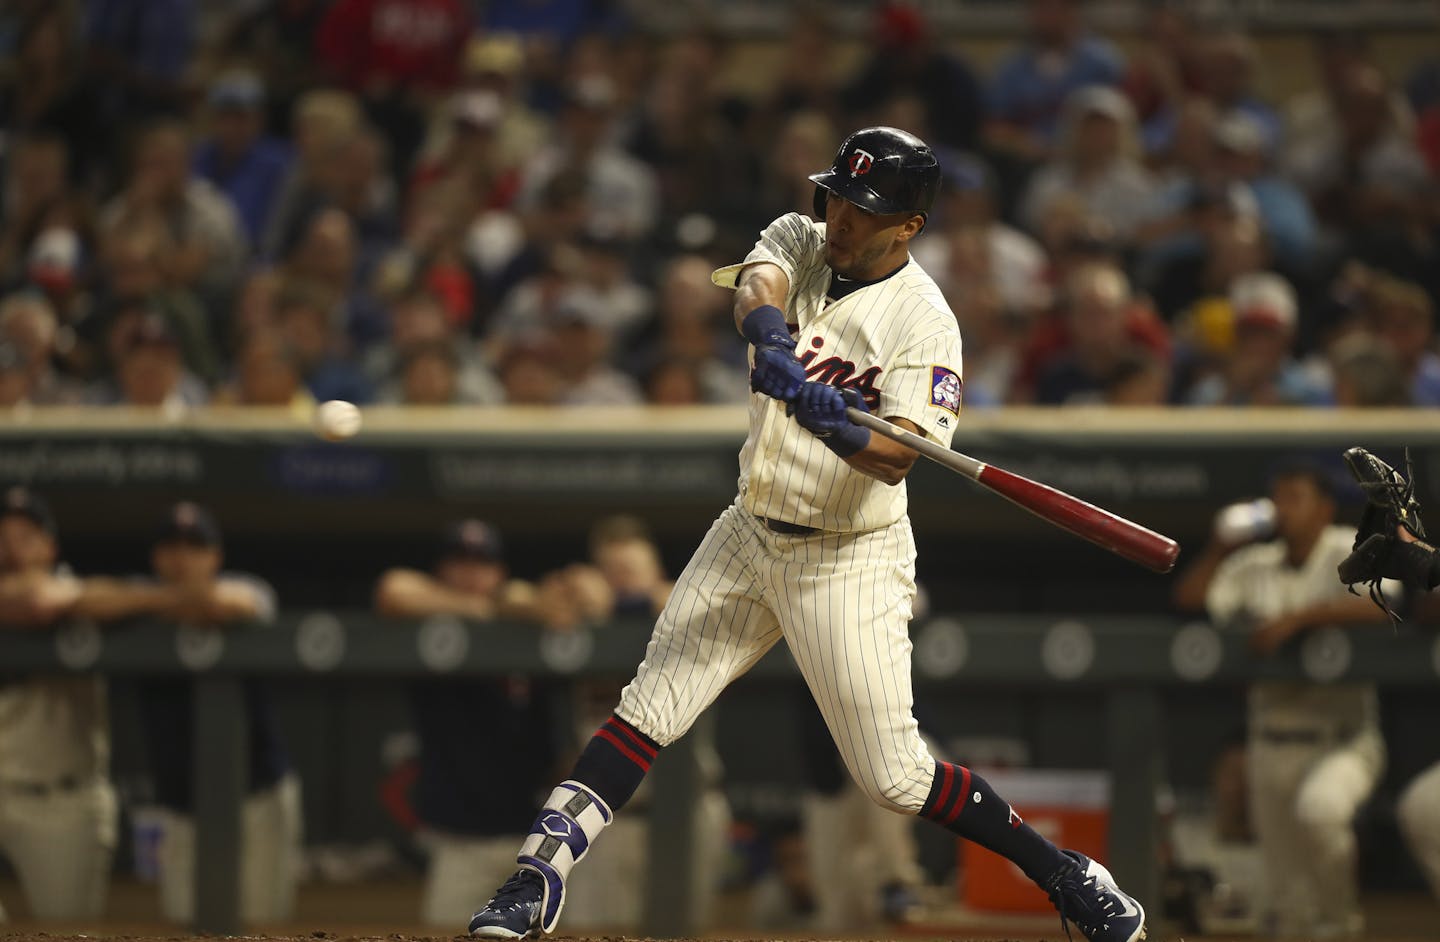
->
[[960, 769, 1110, 913]]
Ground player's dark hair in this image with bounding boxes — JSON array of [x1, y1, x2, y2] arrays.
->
[[1269, 459, 1338, 501], [398, 339, 459, 370], [237, 328, 302, 370], [589, 515, 654, 556], [274, 279, 338, 319]]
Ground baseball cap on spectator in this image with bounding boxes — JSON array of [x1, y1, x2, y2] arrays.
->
[[569, 75, 617, 111], [27, 227, 80, 294], [551, 291, 607, 330], [1186, 179, 1258, 217], [1059, 222, 1118, 260], [209, 70, 265, 110], [1, 486, 56, 535], [1214, 111, 1270, 157], [450, 90, 503, 130], [875, 1, 926, 48], [1230, 272, 1297, 332], [1067, 85, 1135, 125], [464, 34, 525, 79], [576, 224, 628, 257], [157, 501, 222, 547], [440, 519, 504, 562]]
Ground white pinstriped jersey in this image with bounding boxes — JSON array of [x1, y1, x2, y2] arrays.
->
[[1206, 524, 1395, 733], [712, 212, 963, 532]]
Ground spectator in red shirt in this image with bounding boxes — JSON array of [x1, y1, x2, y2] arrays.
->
[[1419, 104, 1440, 175], [1014, 259, 1171, 403], [317, 0, 468, 94], [407, 91, 522, 219], [316, 0, 471, 175]]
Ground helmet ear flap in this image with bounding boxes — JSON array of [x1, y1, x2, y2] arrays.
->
[[812, 185, 828, 220]]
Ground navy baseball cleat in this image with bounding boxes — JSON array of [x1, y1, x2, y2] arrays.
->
[[468, 869, 544, 938], [1044, 850, 1147, 942]]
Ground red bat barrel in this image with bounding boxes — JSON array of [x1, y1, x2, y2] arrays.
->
[[976, 464, 1181, 573]]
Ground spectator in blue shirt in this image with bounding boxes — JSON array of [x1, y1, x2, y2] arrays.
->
[[985, 0, 1124, 160], [1185, 272, 1333, 407], [1139, 110, 1316, 283], [271, 279, 375, 404], [193, 70, 294, 248], [1365, 276, 1440, 407], [1210, 112, 1316, 274], [1146, 30, 1282, 159]]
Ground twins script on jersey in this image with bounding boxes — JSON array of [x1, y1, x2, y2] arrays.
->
[[712, 212, 964, 533]]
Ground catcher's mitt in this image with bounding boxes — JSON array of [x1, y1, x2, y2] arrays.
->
[[1337, 447, 1439, 620]]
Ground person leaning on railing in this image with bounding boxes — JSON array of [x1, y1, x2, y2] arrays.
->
[[374, 520, 561, 927], [0, 486, 115, 922]]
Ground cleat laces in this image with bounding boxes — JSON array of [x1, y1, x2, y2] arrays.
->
[[482, 870, 542, 915], [1045, 864, 1121, 941]]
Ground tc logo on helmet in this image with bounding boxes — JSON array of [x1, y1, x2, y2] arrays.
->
[[848, 148, 874, 177]]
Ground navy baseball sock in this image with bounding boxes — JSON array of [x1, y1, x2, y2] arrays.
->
[[919, 760, 1068, 884], [568, 714, 660, 812]]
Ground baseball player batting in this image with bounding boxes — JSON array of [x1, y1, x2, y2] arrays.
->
[[467, 127, 1146, 942]]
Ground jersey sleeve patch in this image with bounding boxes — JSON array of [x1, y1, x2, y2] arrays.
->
[[929, 366, 962, 415]]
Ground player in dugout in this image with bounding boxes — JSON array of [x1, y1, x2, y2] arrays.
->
[[0, 486, 116, 922], [1175, 462, 1396, 938], [74, 501, 301, 925], [374, 520, 562, 927]]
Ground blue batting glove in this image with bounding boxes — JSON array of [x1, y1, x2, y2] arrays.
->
[[838, 387, 871, 415], [742, 305, 805, 402], [792, 382, 871, 458], [752, 345, 806, 402]]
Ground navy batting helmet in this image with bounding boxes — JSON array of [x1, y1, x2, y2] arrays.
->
[[809, 126, 941, 222]]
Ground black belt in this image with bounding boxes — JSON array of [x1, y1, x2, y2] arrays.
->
[[1256, 729, 1331, 745], [761, 517, 821, 536]]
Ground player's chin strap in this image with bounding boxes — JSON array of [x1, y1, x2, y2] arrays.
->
[[516, 780, 613, 934]]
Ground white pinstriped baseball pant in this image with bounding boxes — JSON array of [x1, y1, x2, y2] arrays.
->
[[615, 501, 935, 813]]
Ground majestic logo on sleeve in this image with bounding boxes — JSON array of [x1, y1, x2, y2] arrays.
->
[[930, 366, 962, 415], [848, 148, 874, 177]]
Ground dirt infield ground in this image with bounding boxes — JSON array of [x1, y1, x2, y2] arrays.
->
[[3, 880, 1437, 941], [7, 926, 1440, 942]]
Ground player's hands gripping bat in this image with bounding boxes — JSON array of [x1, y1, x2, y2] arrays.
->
[[790, 383, 870, 457], [1338, 447, 1440, 615], [752, 342, 806, 402], [740, 305, 806, 402]]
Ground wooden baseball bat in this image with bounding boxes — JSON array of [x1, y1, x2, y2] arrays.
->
[[847, 408, 1181, 573]]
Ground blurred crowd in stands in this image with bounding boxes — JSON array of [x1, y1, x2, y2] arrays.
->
[[0, 0, 1438, 411]]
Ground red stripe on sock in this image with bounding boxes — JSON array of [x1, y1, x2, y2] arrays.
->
[[944, 766, 973, 826], [596, 728, 652, 772], [609, 717, 658, 758], [926, 762, 954, 820]]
